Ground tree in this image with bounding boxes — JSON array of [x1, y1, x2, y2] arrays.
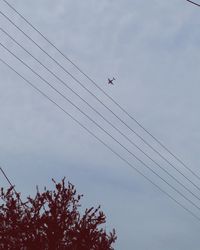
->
[[0, 178, 117, 250]]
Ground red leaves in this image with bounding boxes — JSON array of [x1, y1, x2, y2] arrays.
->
[[0, 178, 117, 249]]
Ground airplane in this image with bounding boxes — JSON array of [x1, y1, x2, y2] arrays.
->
[[108, 77, 116, 85]]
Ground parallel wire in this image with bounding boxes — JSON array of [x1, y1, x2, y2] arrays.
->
[[2, 0, 200, 182], [1, 26, 200, 203], [2, 41, 200, 214], [0, 10, 200, 193], [1, 57, 200, 222]]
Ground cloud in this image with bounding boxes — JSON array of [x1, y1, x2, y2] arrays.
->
[[0, 0, 200, 249]]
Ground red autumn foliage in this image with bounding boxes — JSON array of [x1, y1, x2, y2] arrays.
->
[[0, 178, 116, 250]]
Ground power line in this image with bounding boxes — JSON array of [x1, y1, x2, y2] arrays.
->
[[1, 26, 200, 204], [0, 166, 13, 187], [2, 0, 200, 182], [186, 0, 200, 7], [1, 57, 200, 223], [0, 166, 27, 207], [2, 41, 200, 215], [0, 9, 200, 194]]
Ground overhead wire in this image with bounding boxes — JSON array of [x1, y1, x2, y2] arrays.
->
[[1, 0, 200, 182], [1, 0, 200, 223], [0, 166, 27, 207], [0, 9, 200, 193], [1, 57, 200, 222], [1, 26, 200, 204], [2, 40, 200, 215], [0, 166, 14, 187], [186, 0, 200, 7]]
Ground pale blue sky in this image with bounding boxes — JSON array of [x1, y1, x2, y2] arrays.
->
[[1, 0, 200, 249]]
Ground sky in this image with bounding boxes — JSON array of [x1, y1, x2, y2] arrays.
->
[[1, 0, 200, 249]]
